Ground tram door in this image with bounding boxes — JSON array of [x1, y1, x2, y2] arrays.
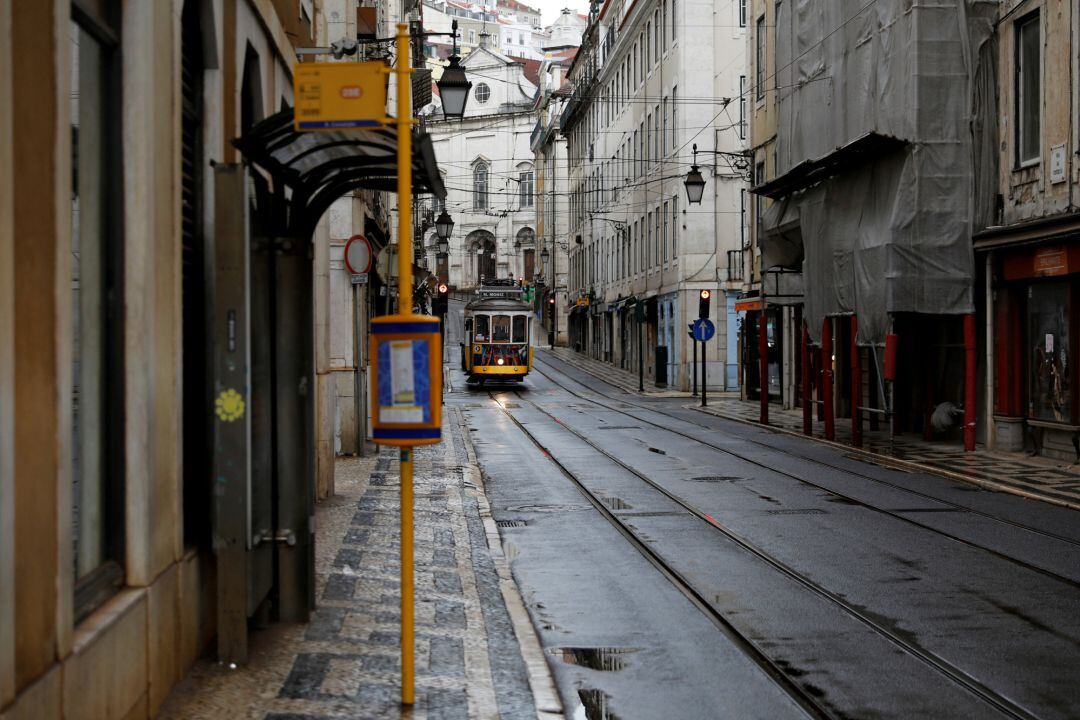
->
[[211, 166, 315, 663]]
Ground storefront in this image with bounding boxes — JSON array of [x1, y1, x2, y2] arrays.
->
[[981, 234, 1080, 460], [737, 297, 785, 403], [658, 292, 679, 388]]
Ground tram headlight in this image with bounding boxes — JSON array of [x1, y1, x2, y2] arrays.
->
[[497, 358, 505, 365]]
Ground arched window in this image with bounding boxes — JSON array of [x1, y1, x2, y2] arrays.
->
[[473, 163, 489, 210]]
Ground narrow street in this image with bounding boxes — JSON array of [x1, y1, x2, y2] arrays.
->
[[445, 311, 1080, 719]]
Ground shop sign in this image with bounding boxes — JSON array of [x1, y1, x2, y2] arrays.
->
[[735, 298, 763, 312], [294, 62, 388, 131], [1034, 247, 1068, 277]]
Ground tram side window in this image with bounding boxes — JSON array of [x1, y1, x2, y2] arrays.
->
[[512, 316, 527, 343], [493, 315, 511, 343], [475, 315, 489, 341]]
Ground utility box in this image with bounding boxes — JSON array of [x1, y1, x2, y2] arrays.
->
[[654, 346, 668, 388]]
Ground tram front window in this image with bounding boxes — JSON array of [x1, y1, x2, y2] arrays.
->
[[513, 316, 527, 343], [475, 315, 489, 341], [492, 315, 511, 343]]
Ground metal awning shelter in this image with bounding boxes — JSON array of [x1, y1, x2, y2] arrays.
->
[[233, 109, 446, 237]]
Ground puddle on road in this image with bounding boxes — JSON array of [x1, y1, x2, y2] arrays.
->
[[575, 689, 621, 720], [596, 425, 641, 430], [551, 647, 640, 672], [688, 475, 744, 483], [599, 497, 633, 510]]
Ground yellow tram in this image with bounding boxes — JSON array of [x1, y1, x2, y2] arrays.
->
[[460, 280, 534, 384]]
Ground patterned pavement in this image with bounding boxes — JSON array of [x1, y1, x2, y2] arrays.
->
[[159, 408, 546, 720], [541, 348, 1080, 510]]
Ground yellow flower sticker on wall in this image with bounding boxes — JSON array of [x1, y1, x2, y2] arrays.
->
[[215, 388, 245, 422]]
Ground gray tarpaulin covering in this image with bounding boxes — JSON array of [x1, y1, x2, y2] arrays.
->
[[764, 0, 998, 345]]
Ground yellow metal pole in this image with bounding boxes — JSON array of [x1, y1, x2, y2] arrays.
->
[[395, 24, 416, 707], [399, 447, 414, 705], [396, 24, 413, 317]]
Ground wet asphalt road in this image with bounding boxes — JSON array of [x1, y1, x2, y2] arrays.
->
[[444, 308, 1080, 719]]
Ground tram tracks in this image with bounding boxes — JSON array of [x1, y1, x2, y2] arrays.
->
[[530, 355, 1080, 585], [485, 386, 1044, 720], [483, 390, 836, 720]]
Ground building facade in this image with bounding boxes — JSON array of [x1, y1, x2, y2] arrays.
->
[[977, 0, 1080, 460], [558, 0, 747, 391], [0, 0, 416, 716], [533, 48, 578, 346], [424, 41, 539, 290], [747, 0, 999, 449]]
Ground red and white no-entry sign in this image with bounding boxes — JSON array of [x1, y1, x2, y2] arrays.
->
[[344, 234, 373, 275]]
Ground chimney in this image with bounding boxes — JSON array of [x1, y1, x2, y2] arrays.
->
[[478, 30, 490, 48]]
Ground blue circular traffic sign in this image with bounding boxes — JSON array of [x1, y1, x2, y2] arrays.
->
[[692, 318, 716, 342]]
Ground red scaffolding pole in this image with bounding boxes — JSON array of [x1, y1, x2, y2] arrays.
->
[[964, 313, 976, 451], [851, 315, 862, 448], [823, 316, 835, 441], [802, 321, 811, 435], [759, 310, 769, 424]]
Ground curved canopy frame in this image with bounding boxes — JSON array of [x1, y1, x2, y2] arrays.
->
[[233, 109, 447, 238]]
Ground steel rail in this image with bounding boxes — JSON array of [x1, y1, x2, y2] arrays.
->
[[496, 384, 1041, 720], [532, 354, 1080, 557], [484, 391, 837, 720]]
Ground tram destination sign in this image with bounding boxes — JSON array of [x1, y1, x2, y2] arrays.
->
[[294, 62, 388, 131]]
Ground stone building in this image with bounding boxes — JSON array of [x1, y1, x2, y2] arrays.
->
[[976, 0, 1080, 460], [748, 0, 998, 448], [0, 0, 428, 716], [559, 0, 748, 390], [533, 48, 579, 346], [423, 39, 540, 289]]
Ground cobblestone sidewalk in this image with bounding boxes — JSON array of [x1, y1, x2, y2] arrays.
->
[[540, 347, 1080, 511], [159, 408, 551, 720]]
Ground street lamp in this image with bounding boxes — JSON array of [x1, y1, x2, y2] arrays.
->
[[684, 144, 706, 205], [436, 21, 472, 119], [435, 210, 454, 242]]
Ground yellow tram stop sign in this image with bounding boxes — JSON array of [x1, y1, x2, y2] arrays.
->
[[294, 61, 388, 131], [370, 315, 443, 447]]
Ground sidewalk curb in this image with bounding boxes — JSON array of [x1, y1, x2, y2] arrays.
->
[[457, 407, 564, 720], [688, 403, 1080, 513]]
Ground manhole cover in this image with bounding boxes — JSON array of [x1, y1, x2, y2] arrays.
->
[[496, 519, 527, 528]]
